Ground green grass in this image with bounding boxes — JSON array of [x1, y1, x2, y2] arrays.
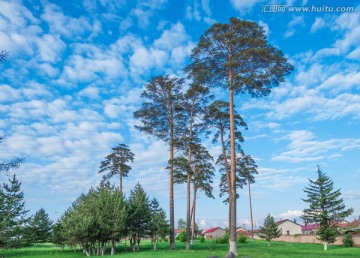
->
[[0, 240, 359, 258]]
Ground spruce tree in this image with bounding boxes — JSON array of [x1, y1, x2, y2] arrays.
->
[[259, 213, 281, 246], [28, 208, 53, 243], [301, 166, 353, 251], [0, 174, 29, 248]]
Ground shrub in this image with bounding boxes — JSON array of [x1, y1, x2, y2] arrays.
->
[[199, 236, 205, 243], [215, 233, 229, 244], [342, 234, 353, 247], [238, 234, 247, 243], [177, 231, 186, 242]]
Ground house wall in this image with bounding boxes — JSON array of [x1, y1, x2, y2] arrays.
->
[[205, 228, 226, 239], [254, 234, 360, 247], [278, 221, 302, 235]]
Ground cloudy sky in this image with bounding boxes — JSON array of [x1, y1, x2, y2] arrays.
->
[[1, 0, 359, 230]]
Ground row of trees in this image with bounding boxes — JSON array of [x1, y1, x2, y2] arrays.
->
[[131, 17, 293, 255], [0, 175, 53, 248], [53, 182, 169, 256]]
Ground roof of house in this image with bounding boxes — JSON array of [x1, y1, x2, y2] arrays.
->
[[174, 228, 185, 234], [203, 227, 222, 234], [301, 223, 320, 231], [276, 219, 302, 226]]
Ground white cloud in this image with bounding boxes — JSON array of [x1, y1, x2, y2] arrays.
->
[[310, 17, 325, 33], [272, 130, 360, 163], [277, 210, 303, 220], [284, 16, 305, 38], [41, 3, 92, 39]]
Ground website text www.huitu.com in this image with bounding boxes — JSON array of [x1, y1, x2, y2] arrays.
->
[[261, 5, 355, 13]]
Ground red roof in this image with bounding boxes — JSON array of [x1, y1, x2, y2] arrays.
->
[[276, 219, 288, 225], [301, 224, 319, 231], [203, 227, 220, 234]]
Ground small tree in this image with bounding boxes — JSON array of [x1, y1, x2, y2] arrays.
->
[[301, 166, 353, 251], [28, 208, 53, 243], [148, 198, 169, 250], [259, 214, 281, 246]]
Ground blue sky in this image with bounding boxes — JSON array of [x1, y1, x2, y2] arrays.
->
[[0, 0, 359, 230]]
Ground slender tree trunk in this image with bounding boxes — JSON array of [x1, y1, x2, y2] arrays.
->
[[219, 125, 232, 246], [228, 43, 237, 254], [186, 105, 194, 250], [111, 237, 116, 255], [324, 242, 328, 251], [169, 107, 175, 249], [120, 171, 123, 193], [101, 241, 105, 256], [248, 179, 254, 240], [191, 183, 197, 244]]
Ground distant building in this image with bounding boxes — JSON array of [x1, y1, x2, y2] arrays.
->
[[301, 223, 319, 234], [276, 219, 302, 235], [203, 227, 226, 239]]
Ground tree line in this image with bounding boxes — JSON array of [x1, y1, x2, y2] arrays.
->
[[52, 182, 169, 256]]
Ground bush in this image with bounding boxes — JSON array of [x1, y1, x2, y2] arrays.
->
[[199, 236, 205, 243], [238, 234, 247, 243], [215, 233, 229, 244], [342, 234, 353, 247], [176, 231, 186, 242]]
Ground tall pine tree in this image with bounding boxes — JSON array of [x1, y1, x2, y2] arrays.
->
[[301, 166, 353, 251], [187, 18, 293, 255]]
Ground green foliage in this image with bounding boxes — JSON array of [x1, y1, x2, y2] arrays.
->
[[215, 232, 229, 244], [199, 236, 205, 243], [148, 198, 170, 250], [177, 218, 186, 229], [238, 234, 247, 243], [177, 231, 186, 242], [342, 234, 353, 247], [98, 143, 134, 192], [259, 214, 282, 245], [0, 174, 30, 248], [28, 208, 53, 243], [301, 166, 353, 247]]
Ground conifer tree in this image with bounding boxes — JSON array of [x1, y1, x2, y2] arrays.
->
[[134, 75, 184, 249], [99, 143, 134, 193], [187, 18, 293, 255], [0, 174, 29, 248], [127, 183, 151, 252], [28, 208, 53, 243], [259, 213, 281, 246], [301, 166, 353, 251]]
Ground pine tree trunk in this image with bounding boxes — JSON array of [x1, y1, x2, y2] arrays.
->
[[169, 107, 175, 249], [120, 171, 123, 193], [186, 108, 194, 250], [191, 182, 197, 244], [324, 242, 328, 251], [248, 180, 254, 240], [228, 47, 237, 254]]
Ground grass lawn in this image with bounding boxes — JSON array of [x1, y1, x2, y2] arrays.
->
[[0, 240, 359, 258]]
